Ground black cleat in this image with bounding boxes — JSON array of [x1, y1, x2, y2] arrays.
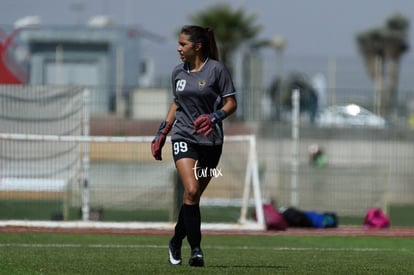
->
[[188, 247, 204, 267], [168, 239, 182, 265]]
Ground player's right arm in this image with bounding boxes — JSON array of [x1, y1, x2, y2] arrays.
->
[[151, 101, 178, 160], [164, 101, 178, 125]]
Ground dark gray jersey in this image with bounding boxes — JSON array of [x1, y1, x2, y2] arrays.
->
[[171, 58, 236, 145]]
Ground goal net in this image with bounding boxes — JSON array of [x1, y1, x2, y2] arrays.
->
[[0, 86, 264, 230], [0, 85, 85, 220]]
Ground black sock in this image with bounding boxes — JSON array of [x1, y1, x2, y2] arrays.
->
[[183, 203, 201, 250], [171, 205, 186, 244]]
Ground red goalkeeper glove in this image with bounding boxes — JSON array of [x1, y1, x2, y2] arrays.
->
[[194, 110, 227, 137], [151, 120, 173, 160]]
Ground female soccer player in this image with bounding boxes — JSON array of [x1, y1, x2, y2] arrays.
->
[[151, 25, 237, 267]]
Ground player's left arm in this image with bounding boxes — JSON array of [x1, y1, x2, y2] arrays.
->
[[221, 95, 237, 118]]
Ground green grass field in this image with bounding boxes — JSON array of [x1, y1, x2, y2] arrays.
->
[[1, 232, 413, 274]]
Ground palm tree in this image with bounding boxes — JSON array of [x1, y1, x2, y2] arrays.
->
[[189, 4, 262, 73], [382, 14, 410, 118], [357, 13, 409, 119]]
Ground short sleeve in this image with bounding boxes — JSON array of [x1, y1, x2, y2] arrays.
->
[[216, 63, 236, 98]]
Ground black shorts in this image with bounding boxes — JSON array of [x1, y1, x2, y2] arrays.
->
[[172, 140, 222, 169]]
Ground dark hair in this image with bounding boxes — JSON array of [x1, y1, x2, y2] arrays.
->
[[180, 25, 219, 61]]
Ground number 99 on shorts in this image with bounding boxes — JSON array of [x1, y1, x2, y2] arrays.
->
[[173, 141, 188, 155]]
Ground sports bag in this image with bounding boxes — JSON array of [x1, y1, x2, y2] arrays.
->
[[254, 203, 288, 230], [304, 211, 338, 228], [363, 208, 390, 229], [280, 207, 313, 228]]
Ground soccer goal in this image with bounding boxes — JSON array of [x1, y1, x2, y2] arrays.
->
[[0, 85, 265, 231]]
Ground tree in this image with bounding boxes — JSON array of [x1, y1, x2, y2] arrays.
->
[[356, 13, 410, 119], [189, 4, 262, 73], [283, 73, 318, 124]]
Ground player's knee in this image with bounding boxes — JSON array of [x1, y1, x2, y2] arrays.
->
[[184, 187, 200, 203]]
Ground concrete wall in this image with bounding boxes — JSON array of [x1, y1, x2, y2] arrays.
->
[[131, 88, 169, 120]]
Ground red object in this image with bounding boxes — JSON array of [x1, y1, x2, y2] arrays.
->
[[254, 203, 288, 231], [151, 121, 173, 161], [0, 28, 27, 84], [364, 208, 390, 229], [194, 114, 215, 137]]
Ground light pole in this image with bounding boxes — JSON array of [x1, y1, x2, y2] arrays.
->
[[270, 36, 286, 78], [269, 36, 286, 121]]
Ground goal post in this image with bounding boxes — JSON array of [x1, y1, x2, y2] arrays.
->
[[234, 135, 264, 226]]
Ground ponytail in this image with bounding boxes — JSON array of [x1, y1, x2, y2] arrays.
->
[[205, 27, 219, 61]]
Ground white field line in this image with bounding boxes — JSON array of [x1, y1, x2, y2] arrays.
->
[[0, 243, 410, 252], [0, 220, 265, 231]]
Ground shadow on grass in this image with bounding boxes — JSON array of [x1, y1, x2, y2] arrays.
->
[[209, 264, 288, 270]]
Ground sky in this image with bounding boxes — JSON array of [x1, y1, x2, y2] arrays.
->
[[2, 0, 412, 55], [1, 0, 413, 86]]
